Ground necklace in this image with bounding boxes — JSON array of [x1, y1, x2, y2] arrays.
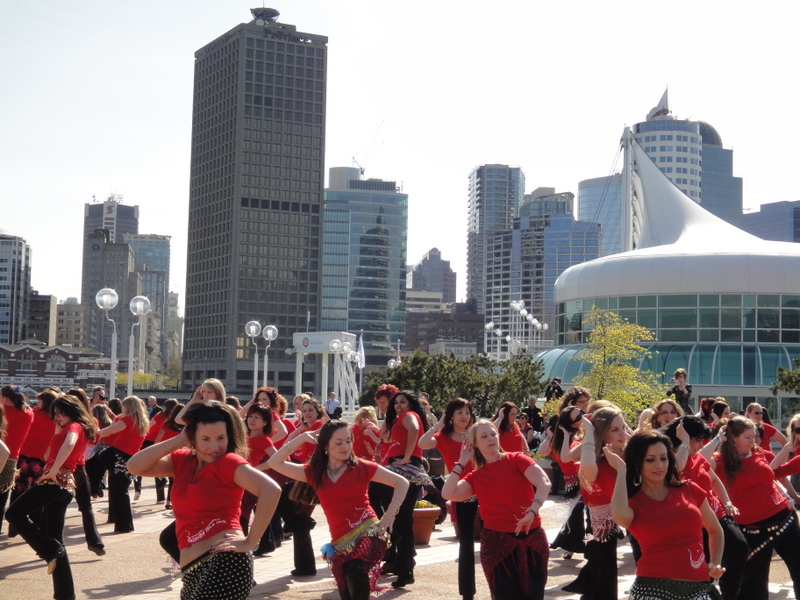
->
[[327, 463, 346, 479], [452, 431, 468, 441]]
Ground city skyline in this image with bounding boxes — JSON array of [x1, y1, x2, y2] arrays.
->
[[2, 1, 799, 310]]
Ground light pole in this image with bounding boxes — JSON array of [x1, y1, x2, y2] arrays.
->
[[96, 288, 119, 399], [484, 322, 494, 355], [262, 325, 278, 387], [493, 328, 503, 360], [245, 321, 262, 393], [128, 295, 151, 397]]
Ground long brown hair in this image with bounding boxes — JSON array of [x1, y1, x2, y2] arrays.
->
[[52, 394, 98, 442], [183, 401, 248, 459], [719, 416, 755, 480]]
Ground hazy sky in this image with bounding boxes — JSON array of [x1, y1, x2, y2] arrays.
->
[[2, 0, 798, 311]]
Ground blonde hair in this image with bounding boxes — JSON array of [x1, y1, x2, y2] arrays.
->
[[121, 396, 149, 436], [786, 413, 800, 451], [469, 420, 503, 470], [202, 378, 226, 402], [354, 406, 378, 427]]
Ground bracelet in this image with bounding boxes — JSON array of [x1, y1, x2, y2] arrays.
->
[[679, 443, 690, 451], [525, 508, 538, 516], [532, 497, 544, 506], [454, 462, 464, 470], [451, 469, 463, 477], [713, 435, 722, 445]]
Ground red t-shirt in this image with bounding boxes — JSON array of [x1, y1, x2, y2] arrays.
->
[[291, 420, 324, 463], [305, 460, 379, 540], [682, 453, 724, 519], [272, 418, 296, 450], [388, 411, 423, 461], [145, 412, 168, 442], [432, 431, 472, 475], [170, 449, 248, 549], [462, 452, 540, 533], [712, 449, 788, 524], [550, 440, 580, 477], [627, 482, 708, 581], [4, 404, 34, 460], [19, 405, 54, 460], [246, 434, 274, 467], [772, 453, 800, 479], [352, 424, 379, 461], [159, 424, 182, 442], [761, 423, 778, 449], [581, 458, 617, 505], [499, 426, 527, 454], [45, 421, 90, 473], [109, 415, 146, 456]]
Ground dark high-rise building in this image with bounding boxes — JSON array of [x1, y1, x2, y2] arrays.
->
[[0, 234, 32, 344], [83, 194, 139, 244], [466, 165, 524, 314], [407, 248, 457, 303], [183, 9, 327, 391], [28, 292, 57, 346]]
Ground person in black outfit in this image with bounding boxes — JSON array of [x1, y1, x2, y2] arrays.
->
[[666, 368, 693, 413], [544, 378, 564, 402]]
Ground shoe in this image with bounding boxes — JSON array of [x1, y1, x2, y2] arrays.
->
[[133, 492, 141, 501], [165, 503, 172, 510], [291, 569, 316, 577], [392, 575, 415, 588], [380, 562, 395, 575], [88, 545, 106, 556], [563, 551, 573, 559], [253, 543, 276, 556]]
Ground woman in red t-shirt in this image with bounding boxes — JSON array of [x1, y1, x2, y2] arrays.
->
[[710, 416, 800, 599], [540, 406, 586, 559], [240, 403, 277, 555], [352, 406, 381, 461], [135, 398, 179, 503], [418, 398, 477, 600], [377, 390, 430, 588], [12, 390, 57, 506], [605, 430, 724, 599], [128, 401, 280, 600], [238, 387, 288, 445], [0, 385, 34, 532], [153, 403, 184, 510], [269, 420, 409, 600], [563, 406, 628, 599], [97, 395, 149, 533], [492, 402, 528, 453], [443, 420, 551, 600], [7, 394, 97, 600]]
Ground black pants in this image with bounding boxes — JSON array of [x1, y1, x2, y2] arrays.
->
[[107, 448, 134, 532], [714, 516, 749, 600], [562, 535, 618, 600], [391, 476, 420, 580], [277, 482, 316, 574], [739, 509, 800, 600], [7, 484, 75, 600], [74, 464, 103, 549], [455, 500, 478, 599]]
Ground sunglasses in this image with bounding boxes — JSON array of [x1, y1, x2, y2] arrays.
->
[[793, 427, 800, 435], [751, 411, 762, 416]]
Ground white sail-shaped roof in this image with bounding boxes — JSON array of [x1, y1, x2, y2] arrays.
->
[[555, 138, 800, 301]]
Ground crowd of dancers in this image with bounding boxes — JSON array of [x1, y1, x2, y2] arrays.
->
[[2, 374, 800, 600]]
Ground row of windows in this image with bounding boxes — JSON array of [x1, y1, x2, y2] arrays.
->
[[560, 294, 800, 312], [245, 37, 325, 57]]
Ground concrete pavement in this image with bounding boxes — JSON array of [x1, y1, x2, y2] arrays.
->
[[0, 480, 795, 599]]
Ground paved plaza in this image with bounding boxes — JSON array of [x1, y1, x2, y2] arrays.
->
[[0, 480, 795, 599]]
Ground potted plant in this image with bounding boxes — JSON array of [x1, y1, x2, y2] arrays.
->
[[412, 500, 440, 544]]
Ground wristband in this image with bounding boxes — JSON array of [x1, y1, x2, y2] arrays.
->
[[679, 443, 690, 451]]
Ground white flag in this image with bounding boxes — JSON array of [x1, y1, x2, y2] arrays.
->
[[356, 333, 366, 369]]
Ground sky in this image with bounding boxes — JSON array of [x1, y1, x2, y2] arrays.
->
[[2, 0, 799, 311]]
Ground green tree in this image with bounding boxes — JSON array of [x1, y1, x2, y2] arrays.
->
[[770, 357, 800, 395], [163, 358, 182, 390], [115, 371, 156, 391], [360, 350, 545, 418], [566, 307, 664, 422]]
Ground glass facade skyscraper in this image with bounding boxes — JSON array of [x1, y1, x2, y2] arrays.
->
[[183, 9, 327, 391], [466, 165, 524, 314], [322, 167, 408, 368], [578, 174, 623, 257], [0, 235, 31, 345]]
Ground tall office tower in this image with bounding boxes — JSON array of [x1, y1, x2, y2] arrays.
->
[[484, 195, 600, 356], [741, 200, 800, 242], [407, 248, 457, 303], [183, 9, 327, 391], [322, 167, 408, 368], [466, 165, 525, 314], [84, 194, 139, 243], [28, 292, 57, 345], [81, 229, 141, 358], [633, 91, 742, 225], [124, 233, 170, 363], [165, 292, 184, 364], [577, 174, 623, 257], [56, 298, 85, 347], [0, 235, 32, 344]]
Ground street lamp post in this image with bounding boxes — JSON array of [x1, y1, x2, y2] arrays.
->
[[484, 322, 494, 355], [493, 328, 503, 360], [262, 325, 278, 387], [95, 288, 119, 400], [128, 295, 151, 397], [245, 321, 262, 393]]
